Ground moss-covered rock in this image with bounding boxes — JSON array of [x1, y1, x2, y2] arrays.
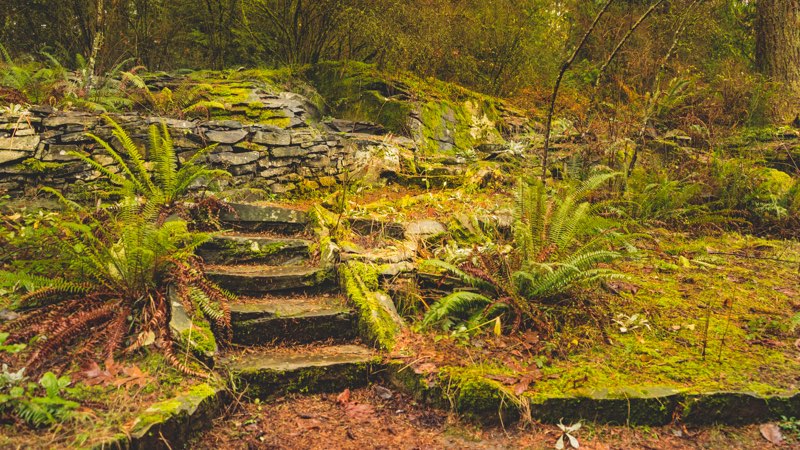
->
[[95, 383, 226, 450], [339, 261, 404, 350]]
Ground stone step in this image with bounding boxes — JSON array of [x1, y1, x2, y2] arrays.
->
[[220, 202, 308, 234], [206, 265, 334, 294], [230, 296, 356, 345], [226, 344, 381, 399], [198, 234, 312, 266]]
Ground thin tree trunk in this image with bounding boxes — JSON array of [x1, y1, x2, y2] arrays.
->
[[627, 0, 699, 178], [592, 0, 667, 95], [541, 0, 614, 182], [86, 0, 105, 94]]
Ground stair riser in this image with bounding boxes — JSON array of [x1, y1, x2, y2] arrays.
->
[[207, 271, 335, 295], [220, 203, 309, 235], [220, 221, 308, 235], [234, 362, 381, 400], [198, 239, 310, 266], [232, 313, 357, 345]]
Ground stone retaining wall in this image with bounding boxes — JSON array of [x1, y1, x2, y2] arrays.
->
[[0, 107, 361, 197]]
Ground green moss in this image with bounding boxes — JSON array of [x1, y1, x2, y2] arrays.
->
[[180, 318, 217, 356], [130, 383, 219, 436], [525, 232, 800, 400], [235, 360, 376, 400], [217, 238, 291, 260], [417, 99, 505, 155], [17, 158, 64, 173], [339, 261, 400, 350], [305, 61, 413, 134]]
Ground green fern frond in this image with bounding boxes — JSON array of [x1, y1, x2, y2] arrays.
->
[[421, 259, 496, 293], [422, 291, 491, 329]]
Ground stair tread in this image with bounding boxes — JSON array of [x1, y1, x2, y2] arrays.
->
[[227, 344, 377, 372], [231, 295, 350, 319], [206, 264, 323, 277], [221, 202, 308, 224], [212, 234, 312, 244]]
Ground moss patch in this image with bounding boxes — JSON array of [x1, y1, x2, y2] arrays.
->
[[339, 261, 402, 350]]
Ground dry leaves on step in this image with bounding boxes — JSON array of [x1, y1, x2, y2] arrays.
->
[[759, 423, 784, 445], [486, 368, 541, 395]]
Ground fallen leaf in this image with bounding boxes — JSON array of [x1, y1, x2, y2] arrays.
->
[[80, 361, 115, 386], [344, 402, 375, 422], [114, 365, 151, 389], [336, 389, 351, 405], [414, 363, 438, 374], [513, 371, 541, 395], [373, 385, 393, 400], [760, 423, 783, 445], [485, 374, 517, 385]]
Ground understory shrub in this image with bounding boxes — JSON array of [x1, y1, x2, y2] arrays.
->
[[421, 171, 629, 335], [0, 119, 232, 377]]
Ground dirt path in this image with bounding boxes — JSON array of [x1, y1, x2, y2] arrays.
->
[[193, 386, 785, 450]]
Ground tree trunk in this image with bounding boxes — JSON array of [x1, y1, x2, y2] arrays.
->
[[756, 0, 800, 119], [85, 0, 105, 94]]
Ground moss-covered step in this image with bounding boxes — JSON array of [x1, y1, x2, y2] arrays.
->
[[197, 234, 311, 265], [349, 218, 406, 240], [206, 265, 334, 294], [226, 344, 382, 400], [93, 383, 226, 450], [390, 173, 465, 189], [385, 361, 800, 426], [230, 295, 357, 345], [220, 202, 309, 233]]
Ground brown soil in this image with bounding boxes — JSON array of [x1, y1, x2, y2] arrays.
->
[[193, 386, 783, 449]]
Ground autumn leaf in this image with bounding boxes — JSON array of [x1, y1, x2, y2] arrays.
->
[[336, 388, 351, 405], [343, 402, 375, 422], [114, 365, 151, 389], [80, 361, 115, 386], [760, 423, 783, 445]]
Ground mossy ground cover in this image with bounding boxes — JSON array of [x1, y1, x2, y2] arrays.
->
[[0, 352, 210, 449], [532, 230, 800, 399], [347, 173, 800, 419], [387, 225, 800, 418]]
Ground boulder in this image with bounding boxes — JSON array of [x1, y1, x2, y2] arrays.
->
[[0, 150, 29, 165], [0, 135, 40, 151], [209, 151, 260, 166], [405, 220, 447, 240], [252, 129, 291, 146], [204, 129, 248, 145]]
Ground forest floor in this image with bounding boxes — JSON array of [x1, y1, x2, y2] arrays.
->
[[193, 386, 783, 449]]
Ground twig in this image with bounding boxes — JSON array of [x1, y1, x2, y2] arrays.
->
[[707, 250, 798, 264], [541, 0, 615, 182]]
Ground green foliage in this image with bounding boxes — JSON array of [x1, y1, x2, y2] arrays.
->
[[121, 72, 225, 117], [422, 172, 628, 333], [0, 120, 232, 378], [78, 115, 230, 208], [0, 369, 78, 427], [0, 49, 67, 105]]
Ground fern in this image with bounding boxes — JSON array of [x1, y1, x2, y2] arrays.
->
[[423, 174, 630, 334], [422, 292, 492, 329], [1, 120, 232, 378], [75, 115, 229, 210]]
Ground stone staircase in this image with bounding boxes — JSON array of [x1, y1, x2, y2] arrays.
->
[[199, 202, 380, 399]]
